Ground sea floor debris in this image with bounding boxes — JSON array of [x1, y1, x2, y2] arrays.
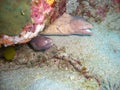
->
[[0, 44, 100, 87]]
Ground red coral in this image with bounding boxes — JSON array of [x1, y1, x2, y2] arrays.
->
[[58, 0, 66, 16], [73, 0, 111, 22], [113, 0, 120, 3], [49, 0, 66, 23], [112, 0, 120, 12], [95, 5, 108, 20]]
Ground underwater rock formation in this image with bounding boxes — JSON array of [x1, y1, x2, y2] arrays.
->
[[67, 0, 120, 22], [0, 0, 54, 47]]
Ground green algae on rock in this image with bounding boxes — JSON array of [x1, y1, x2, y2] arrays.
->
[[0, 0, 31, 36]]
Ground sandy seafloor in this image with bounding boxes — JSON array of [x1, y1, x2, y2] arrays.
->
[[0, 15, 120, 90]]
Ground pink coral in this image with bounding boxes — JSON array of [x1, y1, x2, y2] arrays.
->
[[31, 0, 53, 24]]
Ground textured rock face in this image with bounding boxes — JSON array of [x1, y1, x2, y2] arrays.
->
[[66, 0, 120, 22], [0, 0, 54, 47], [0, 0, 31, 36]]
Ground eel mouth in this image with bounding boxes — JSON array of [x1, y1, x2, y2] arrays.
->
[[71, 29, 93, 35], [82, 29, 93, 35]]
